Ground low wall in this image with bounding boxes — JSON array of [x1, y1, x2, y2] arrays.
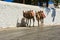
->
[[0, 1, 60, 28]]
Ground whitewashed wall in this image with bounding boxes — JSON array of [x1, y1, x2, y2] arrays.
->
[[0, 1, 60, 28]]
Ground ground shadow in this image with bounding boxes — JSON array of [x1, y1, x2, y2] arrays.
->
[[16, 18, 26, 27], [16, 22, 27, 27]]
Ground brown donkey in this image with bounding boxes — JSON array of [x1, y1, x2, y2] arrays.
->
[[23, 10, 35, 27], [35, 11, 46, 27]]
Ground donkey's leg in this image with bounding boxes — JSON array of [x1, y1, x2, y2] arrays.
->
[[27, 19, 30, 27], [41, 19, 44, 26], [29, 19, 31, 27], [33, 17, 35, 27], [40, 19, 44, 31], [38, 20, 39, 27], [26, 19, 28, 27]]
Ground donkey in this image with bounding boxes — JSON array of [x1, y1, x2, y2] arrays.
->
[[35, 11, 46, 27], [23, 10, 35, 27]]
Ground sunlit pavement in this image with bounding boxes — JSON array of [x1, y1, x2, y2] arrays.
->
[[0, 25, 60, 40]]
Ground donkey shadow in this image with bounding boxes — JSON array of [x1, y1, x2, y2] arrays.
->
[[51, 8, 56, 22], [45, 7, 56, 22]]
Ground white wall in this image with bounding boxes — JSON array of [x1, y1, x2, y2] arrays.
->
[[0, 1, 60, 28]]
